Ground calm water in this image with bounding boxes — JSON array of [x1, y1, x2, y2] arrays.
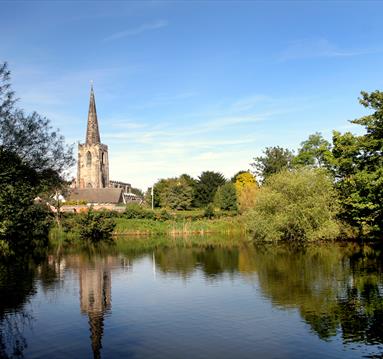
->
[[1, 239, 383, 358]]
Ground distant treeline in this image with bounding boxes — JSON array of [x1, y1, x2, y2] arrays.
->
[[144, 91, 383, 242], [1, 61, 382, 258]]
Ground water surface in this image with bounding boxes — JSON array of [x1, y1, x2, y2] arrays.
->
[[1, 239, 382, 358]]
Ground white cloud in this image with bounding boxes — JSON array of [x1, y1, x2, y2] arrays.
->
[[104, 20, 168, 41], [279, 38, 380, 61]]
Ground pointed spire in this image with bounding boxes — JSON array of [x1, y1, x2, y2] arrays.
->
[[86, 83, 101, 145]]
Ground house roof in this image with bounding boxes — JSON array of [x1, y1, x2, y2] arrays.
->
[[68, 188, 123, 204]]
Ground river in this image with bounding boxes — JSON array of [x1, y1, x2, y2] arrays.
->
[[1, 238, 382, 358]]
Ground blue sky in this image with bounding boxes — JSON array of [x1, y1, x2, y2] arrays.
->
[[1, 1, 383, 189]]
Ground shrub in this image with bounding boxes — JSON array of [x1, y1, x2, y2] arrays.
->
[[204, 204, 215, 219], [157, 209, 172, 221], [246, 168, 340, 242], [124, 203, 155, 219], [77, 209, 116, 243], [214, 182, 237, 211]]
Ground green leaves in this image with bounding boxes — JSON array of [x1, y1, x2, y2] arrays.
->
[[195, 171, 226, 207], [77, 209, 116, 243], [251, 146, 294, 182], [246, 168, 340, 242], [331, 91, 383, 237]]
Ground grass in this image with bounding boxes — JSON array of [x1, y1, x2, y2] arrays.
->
[[113, 216, 245, 235]]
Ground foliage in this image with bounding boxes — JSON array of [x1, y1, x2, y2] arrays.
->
[[251, 146, 294, 182], [77, 209, 116, 243], [160, 177, 194, 210], [124, 203, 155, 219], [214, 182, 237, 211], [204, 204, 215, 219], [0, 148, 51, 257], [246, 168, 341, 242], [293, 132, 332, 168], [195, 171, 226, 207], [330, 91, 383, 237], [0, 63, 74, 256], [151, 176, 195, 210], [234, 172, 258, 212]]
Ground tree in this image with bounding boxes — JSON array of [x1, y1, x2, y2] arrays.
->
[[195, 171, 226, 207], [0, 62, 74, 257], [234, 172, 258, 212], [214, 182, 237, 211], [330, 91, 383, 237], [246, 168, 340, 242], [0, 148, 51, 257], [251, 146, 294, 183], [293, 132, 332, 168], [152, 176, 194, 210], [160, 178, 194, 210]]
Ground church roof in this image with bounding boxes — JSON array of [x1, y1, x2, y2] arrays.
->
[[68, 188, 123, 204], [85, 85, 101, 145]]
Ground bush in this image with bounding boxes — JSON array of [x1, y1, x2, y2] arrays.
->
[[246, 168, 341, 242], [124, 203, 155, 219], [204, 204, 215, 219], [77, 209, 116, 243], [157, 209, 172, 221], [214, 182, 237, 211]]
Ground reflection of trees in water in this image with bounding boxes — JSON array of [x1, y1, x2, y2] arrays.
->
[[0, 262, 36, 358], [254, 244, 383, 346], [1, 242, 382, 357], [0, 255, 73, 358], [154, 247, 240, 278]]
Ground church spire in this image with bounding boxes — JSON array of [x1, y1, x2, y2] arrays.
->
[[86, 84, 101, 145]]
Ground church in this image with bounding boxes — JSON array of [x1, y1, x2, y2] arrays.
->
[[68, 86, 138, 205]]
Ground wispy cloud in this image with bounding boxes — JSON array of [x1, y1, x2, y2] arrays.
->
[[104, 20, 168, 41], [279, 38, 380, 61]]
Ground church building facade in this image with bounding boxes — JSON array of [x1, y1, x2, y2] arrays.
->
[[68, 86, 139, 205], [77, 85, 110, 189]]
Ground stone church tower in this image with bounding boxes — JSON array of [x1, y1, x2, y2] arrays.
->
[[77, 86, 109, 189]]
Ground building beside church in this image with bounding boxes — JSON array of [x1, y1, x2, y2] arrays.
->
[[68, 86, 140, 205]]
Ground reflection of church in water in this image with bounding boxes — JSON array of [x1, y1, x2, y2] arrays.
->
[[76, 257, 129, 359]]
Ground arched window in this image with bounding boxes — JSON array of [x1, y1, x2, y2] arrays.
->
[[101, 152, 104, 165], [86, 151, 92, 166]]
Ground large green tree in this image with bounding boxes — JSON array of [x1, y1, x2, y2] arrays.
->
[[214, 182, 237, 211], [251, 146, 294, 183], [152, 176, 195, 210], [293, 132, 332, 168], [331, 91, 383, 237], [195, 171, 226, 207], [0, 62, 74, 257], [246, 168, 340, 242]]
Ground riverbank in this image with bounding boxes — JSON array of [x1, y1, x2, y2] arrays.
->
[[113, 216, 245, 235]]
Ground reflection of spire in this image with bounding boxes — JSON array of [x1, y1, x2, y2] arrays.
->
[[79, 259, 112, 359], [89, 312, 104, 359]]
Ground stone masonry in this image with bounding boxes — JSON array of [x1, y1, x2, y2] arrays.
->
[[77, 86, 109, 189]]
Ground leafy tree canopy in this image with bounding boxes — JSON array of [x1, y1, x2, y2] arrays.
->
[[293, 132, 332, 168], [251, 146, 294, 183], [214, 182, 237, 211], [246, 168, 340, 242], [195, 171, 226, 207], [330, 91, 383, 236]]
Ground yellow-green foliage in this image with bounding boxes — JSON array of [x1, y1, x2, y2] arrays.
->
[[246, 168, 341, 242], [235, 172, 258, 212]]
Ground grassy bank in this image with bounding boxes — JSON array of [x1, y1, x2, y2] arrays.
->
[[113, 216, 244, 235]]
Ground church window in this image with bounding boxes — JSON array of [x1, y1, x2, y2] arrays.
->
[[86, 151, 92, 166]]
